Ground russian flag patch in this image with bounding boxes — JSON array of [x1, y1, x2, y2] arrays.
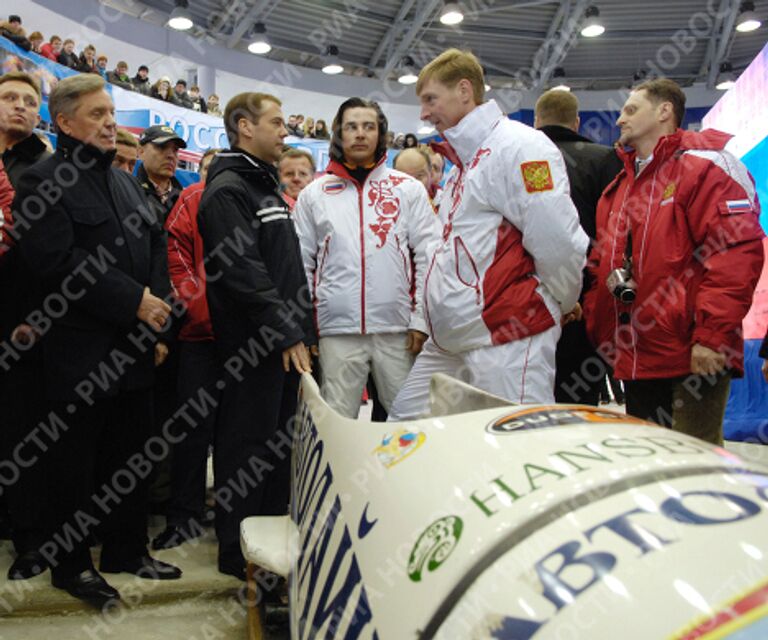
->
[[323, 180, 346, 194], [719, 199, 754, 215]]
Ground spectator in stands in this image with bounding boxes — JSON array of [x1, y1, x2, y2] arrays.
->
[[113, 128, 139, 173], [151, 147, 222, 552], [427, 147, 445, 203], [286, 114, 302, 137], [172, 79, 193, 109], [107, 61, 134, 91], [314, 118, 329, 139], [15, 72, 181, 607], [393, 147, 432, 194], [57, 39, 78, 69], [28, 31, 43, 54], [95, 54, 108, 80], [302, 116, 315, 138], [206, 93, 222, 116], [0, 71, 52, 582], [138, 125, 185, 223], [0, 15, 30, 51], [133, 65, 151, 96], [278, 147, 315, 209], [76, 44, 98, 74], [188, 85, 207, 112], [385, 131, 395, 148], [151, 76, 174, 102], [403, 133, 418, 148], [39, 35, 61, 62]]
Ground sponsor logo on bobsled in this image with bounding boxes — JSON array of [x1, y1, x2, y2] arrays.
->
[[374, 428, 426, 468], [407, 515, 463, 582], [486, 406, 648, 434]]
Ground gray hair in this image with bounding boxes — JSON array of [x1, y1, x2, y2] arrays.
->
[[49, 74, 107, 132]]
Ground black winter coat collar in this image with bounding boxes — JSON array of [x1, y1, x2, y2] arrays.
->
[[538, 124, 595, 145], [56, 130, 116, 170], [206, 147, 280, 190], [2, 132, 51, 186]]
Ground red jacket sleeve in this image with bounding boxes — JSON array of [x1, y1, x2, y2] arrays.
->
[[0, 160, 15, 261], [684, 154, 765, 355]]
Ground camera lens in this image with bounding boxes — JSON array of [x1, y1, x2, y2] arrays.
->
[[620, 288, 636, 304]]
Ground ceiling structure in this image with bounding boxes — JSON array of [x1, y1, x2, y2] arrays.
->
[[103, 0, 767, 91]]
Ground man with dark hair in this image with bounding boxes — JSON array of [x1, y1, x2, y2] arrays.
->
[[0, 15, 30, 51], [198, 92, 313, 579], [0, 71, 51, 580], [534, 89, 622, 405], [584, 78, 764, 444], [278, 147, 315, 208], [188, 85, 207, 113], [137, 124, 185, 223], [293, 97, 439, 419], [133, 65, 151, 96], [107, 61, 134, 91], [172, 79, 193, 109], [14, 73, 180, 606]]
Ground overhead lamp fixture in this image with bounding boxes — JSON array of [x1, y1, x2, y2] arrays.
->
[[398, 56, 418, 85], [167, 0, 193, 31], [581, 5, 605, 37], [247, 22, 271, 55], [736, 1, 761, 32], [715, 61, 737, 90], [440, 2, 464, 25], [322, 45, 344, 75], [551, 67, 571, 91]]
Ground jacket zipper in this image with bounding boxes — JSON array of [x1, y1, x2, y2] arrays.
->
[[454, 236, 481, 305], [358, 186, 366, 334]]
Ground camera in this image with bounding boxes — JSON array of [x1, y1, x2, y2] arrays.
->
[[606, 265, 637, 304]]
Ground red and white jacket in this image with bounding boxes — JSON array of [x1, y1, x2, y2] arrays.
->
[[584, 128, 764, 379], [165, 181, 214, 341], [426, 100, 588, 353], [293, 158, 440, 337], [0, 160, 14, 262]]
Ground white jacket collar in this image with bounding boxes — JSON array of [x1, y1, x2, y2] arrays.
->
[[443, 100, 505, 168]]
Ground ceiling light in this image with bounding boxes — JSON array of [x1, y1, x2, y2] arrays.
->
[[167, 0, 193, 31], [398, 55, 418, 84], [551, 67, 570, 91], [322, 45, 343, 75], [581, 6, 605, 37], [248, 23, 271, 55], [484, 82, 491, 91], [715, 61, 736, 90], [440, 2, 464, 25], [736, 1, 761, 32]]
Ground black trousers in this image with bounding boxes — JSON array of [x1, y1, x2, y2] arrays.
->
[[44, 389, 153, 579], [555, 320, 604, 406], [213, 351, 298, 566], [166, 341, 219, 527], [0, 357, 49, 554]]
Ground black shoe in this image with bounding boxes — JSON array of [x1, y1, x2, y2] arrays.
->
[[52, 569, 120, 607], [8, 550, 49, 580], [100, 555, 182, 580], [218, 560, 246, 581], [151, 525, 201, 550]]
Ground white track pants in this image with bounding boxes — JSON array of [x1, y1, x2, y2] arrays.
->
[[319, 333, 415, 419], [388, 325, 560, 421]]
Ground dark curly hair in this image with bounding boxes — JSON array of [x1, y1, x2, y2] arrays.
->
[[329, 97, 389, 163]]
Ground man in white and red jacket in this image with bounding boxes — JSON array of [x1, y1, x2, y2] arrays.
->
[[584, 78, 764, 444], [389, 49, 588, 420], [294, 97, 440, 418]]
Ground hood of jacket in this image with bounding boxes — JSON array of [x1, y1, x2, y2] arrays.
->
[[616, 127, 733, 173], [206, 147, 280, 190]]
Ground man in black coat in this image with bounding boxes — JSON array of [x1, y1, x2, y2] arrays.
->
[[0, 71, 51, 580], [535, 89, 622, 405], [14, 74, 181, 606], [198, 91, 313, 579]]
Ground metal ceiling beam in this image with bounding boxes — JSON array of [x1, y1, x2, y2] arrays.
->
[[226, 0, 282, 48], [531, 0, 589, 89], [380, 0, 443, 77], [368, 0, 418, 69], [698, 0, 731, 78], [705, 0, 742, 88]]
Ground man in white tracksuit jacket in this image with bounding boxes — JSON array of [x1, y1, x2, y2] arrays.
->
[[294, 97, 440, 418], [389, 49, 589, 420]]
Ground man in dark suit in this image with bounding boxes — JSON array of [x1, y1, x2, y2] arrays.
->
[[14, 74, 181, 606], [535, 89, 623, 405]]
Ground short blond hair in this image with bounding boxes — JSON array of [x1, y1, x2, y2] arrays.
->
[[416, 48, 485, 104], [535, 90, 579, 126], [116, 128, 138, 148]]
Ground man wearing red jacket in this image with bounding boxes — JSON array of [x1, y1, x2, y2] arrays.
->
[[584, 78, 764, 444], [152, 148, 220, 550]]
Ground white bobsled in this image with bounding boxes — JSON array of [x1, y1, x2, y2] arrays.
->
[[241, 373, 768, 639]]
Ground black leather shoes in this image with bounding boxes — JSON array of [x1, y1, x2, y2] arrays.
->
[[8, 550, 49, 580], [218, 560, 246, 581], [52, 569, 120, 607], [151, 524, 202, 550], [100, 555, 182, 580]]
